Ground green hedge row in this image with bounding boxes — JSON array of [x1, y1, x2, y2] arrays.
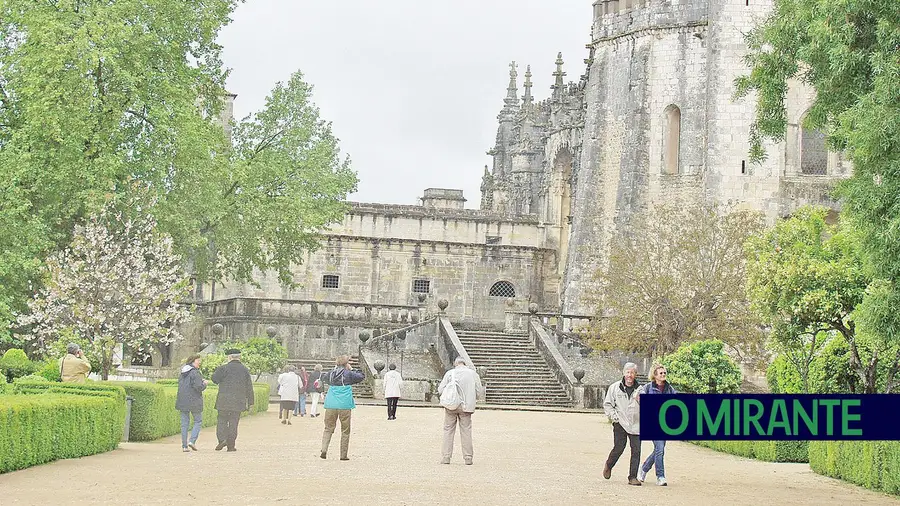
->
[[692, 440, 809, 462], [0, 393, 124, 473], [809, 441, 900, 496]]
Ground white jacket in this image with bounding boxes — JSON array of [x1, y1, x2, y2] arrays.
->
[[438, 366, 484, 413], [277, 372, 302, 402], [603, 378, 641, 435], [383, 370, 403, 398]]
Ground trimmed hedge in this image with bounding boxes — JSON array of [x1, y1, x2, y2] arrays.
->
[[809, 441, 900, 496], [692, 440, 809, 462], [0, 393, 124, 473]]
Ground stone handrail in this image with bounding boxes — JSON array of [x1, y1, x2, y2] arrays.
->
[[529, 319, 578, 399], [436, 317, 475, 370], [361, 317, 437, 349], [203, 297, 422, 325], [505, 310, 594, 334]]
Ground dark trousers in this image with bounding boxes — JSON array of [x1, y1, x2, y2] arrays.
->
[[386, 397, 399, 418], [606, 422, 641, 480], [216, 410, 241, 450]]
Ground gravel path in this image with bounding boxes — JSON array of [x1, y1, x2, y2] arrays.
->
[[1, 405, 897, 505]]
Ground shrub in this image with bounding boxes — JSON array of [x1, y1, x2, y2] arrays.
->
[[154, 379, 178, 386], [661, 340, 742, 393], [0, 349, 37, 381], [693, 440, 808, 463], [0, 392, 124, 473], [199, 353, 228, 378], [14, 374, 49, 384], [35, 360, 62, 382], [809, 441, 900, 496]]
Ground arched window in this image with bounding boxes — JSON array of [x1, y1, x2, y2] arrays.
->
[[489, 281, 516, 298], [800, 125, 828, 175], [663, 105, 681, 175]]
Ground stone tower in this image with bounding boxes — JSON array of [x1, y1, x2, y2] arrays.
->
[[483, 0, 849, 315]]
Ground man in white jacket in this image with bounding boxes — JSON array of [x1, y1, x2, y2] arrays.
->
[[383, 363, 403, 420], [438, 357, 484, 465], [602, 362, 642, 485]]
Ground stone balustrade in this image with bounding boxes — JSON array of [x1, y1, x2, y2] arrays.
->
[[202, 297, 422, 325]]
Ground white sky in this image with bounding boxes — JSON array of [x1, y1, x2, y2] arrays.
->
[[218, 0, 591, 207]]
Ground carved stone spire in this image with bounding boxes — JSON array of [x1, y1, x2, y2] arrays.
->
[[551, 52, 566, 101], [502, 61, 519, 114], [522, 65, 533, 107]]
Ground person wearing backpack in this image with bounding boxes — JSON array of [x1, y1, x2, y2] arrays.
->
[[307, 364, 324, 418], [438, 357, 484, 465], [319, 355, 365, 460]]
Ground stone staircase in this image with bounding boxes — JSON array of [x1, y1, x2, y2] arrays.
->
[[287, 356, 373, 398], [455, 330, 573, 407]]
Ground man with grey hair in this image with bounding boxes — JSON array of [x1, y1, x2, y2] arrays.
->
[[438, 356, 484, 465], [59, 343, 91, 383], [212, 349, 255, 451], [602, 362, 642, 485]]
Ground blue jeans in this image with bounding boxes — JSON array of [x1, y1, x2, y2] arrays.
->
[[294, 393, 307, 416], [180, 410, 202, 447], [641, 440, 666, 478]]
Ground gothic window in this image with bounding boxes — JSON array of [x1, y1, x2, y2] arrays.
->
[[321, 274, 340, 289], [663, 105, 681, 175], [800, 126, 828, 175], [489, 281, 516, 298], [412, 279, 431, 294]]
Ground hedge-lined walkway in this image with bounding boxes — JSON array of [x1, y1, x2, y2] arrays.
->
[[1, 406, 898, 506]]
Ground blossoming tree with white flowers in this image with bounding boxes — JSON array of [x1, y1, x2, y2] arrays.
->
[[17, 200, 192, 379]]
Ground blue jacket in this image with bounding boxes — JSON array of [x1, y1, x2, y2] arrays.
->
[[175, 364, 207, 412], [323, 367, 365, 410], [641, 381, 676, 395]]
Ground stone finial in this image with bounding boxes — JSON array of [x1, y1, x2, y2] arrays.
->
[[373, 360, 385, 375], [522, 65, 533, 107], [552, 52, 567, 100], [438, 299, 449, 312], [528, 302, 539, 315], [266, 325, 277, 338], [573, 368, 585, 385], [502, 61, 519, 112], [211, 323, 224, 336], [358, 332, 370, 344]]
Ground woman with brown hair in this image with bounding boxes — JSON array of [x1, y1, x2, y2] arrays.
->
[[637, 363, 677, 486], [176, 354, 208, 452]]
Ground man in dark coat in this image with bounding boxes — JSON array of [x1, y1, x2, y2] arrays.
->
[[211, 349, 255, 452]]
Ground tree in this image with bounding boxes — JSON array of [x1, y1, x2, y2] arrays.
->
[[744, 206, 897, 393], [736, 0, 900, 352], [220, 337, 288, 381], [588, 204, 765, 359], [0, 2, 357, 344], [16, 200, 193, 379], [661, 340, 743, 394]]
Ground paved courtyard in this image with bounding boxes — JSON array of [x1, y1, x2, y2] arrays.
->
[[1, 405, 897, 505]]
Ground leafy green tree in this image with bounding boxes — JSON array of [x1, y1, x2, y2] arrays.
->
[[744, 206, 897, 393], [0, 349, 36, 382], [736, 0, 900, 352], [0, 2, 357, 343], [589, 204, 765, 360], [661, 340, 742, 394], [220, 337, 288, 381], [199, 352, 228, 379]]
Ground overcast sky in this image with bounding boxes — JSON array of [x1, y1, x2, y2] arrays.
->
[[218, 0, 591, 207]]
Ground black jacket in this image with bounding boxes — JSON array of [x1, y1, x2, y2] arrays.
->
[[175, 364, 207, 412], [212, 360, 255, 412]]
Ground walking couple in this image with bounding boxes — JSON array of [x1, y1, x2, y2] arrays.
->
[[602, 362, 675, 487]]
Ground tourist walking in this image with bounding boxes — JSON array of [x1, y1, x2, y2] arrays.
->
[[383, 363, 403, 420], [308, 364, 324, 417], [211, 348, 255, 452], [277, 365, 301, 425], [602, 362, 642, 485], [294, 366, 309, 417], [59, 343, 92, 383], [176, 354, 208, 452], [319, 355, 365, 460], [638, 364, 676, 486], [438, 357, 484, 465]]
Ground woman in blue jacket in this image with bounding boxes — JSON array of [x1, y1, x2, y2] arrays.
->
[[319, 355, 365, 460], [176, 354, 208, 452], [638, 364, 677, 485]]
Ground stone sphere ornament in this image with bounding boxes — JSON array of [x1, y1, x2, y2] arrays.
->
[[417, 293, 427, 303], [358, 332, 370, 344], [528, 303, 539, 315], [573, 368, 586, 385], [211, 323, 224, 336], [373, 360, 385, 375], [437, 299, 449, 311], [266, 326, 277, 338]]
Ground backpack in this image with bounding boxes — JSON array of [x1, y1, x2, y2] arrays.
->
[[439, 370, 464, 411]]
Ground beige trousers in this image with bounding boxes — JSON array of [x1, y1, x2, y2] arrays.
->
[[442, 408, 473, 461], [321, 409, 352, 458]]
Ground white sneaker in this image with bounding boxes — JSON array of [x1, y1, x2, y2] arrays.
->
[[657, 477, 668, 486], [638, 469, 647, 482]]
